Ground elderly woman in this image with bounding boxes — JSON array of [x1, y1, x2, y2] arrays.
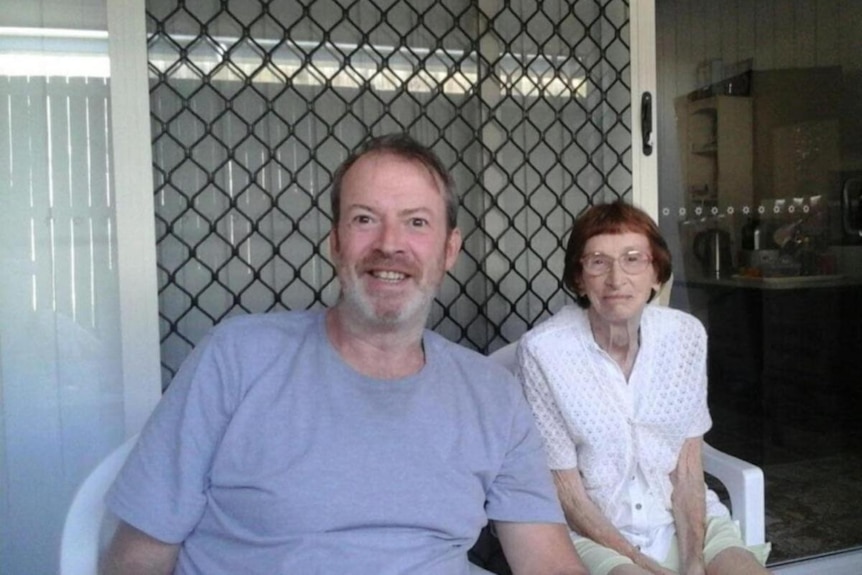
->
[[517, 202, 770, 575]]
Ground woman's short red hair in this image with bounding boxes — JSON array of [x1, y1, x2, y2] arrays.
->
[[563, 200, 672, 308]]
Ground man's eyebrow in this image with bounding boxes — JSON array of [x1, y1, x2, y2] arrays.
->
[[400, 207, 433, 217], [344, 203, 375, 213], [345, 204, 433, 215]]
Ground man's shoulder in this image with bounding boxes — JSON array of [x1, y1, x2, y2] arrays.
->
[[424, 330, 474, 356], [424, 331, 518, 383], [200, 310, 325, 361], [426, 331, 494, 361], [213, 309, 322, 340]]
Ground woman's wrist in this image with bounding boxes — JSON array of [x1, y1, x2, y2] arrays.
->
[[680, 555, 706, 575], [630, 549, 661, 571]]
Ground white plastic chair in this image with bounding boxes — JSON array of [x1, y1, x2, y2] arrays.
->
[[60, 433, 138, 575], [487, 340, 765, 546], [701, 443, 765, 546]]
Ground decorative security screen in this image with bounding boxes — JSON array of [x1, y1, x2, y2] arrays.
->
[[147, 0, 633, 387]]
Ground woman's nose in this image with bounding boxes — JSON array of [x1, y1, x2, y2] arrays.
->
[[605, 261, 624, 285]]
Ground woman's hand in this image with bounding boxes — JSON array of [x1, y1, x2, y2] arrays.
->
[[552, 469, 675, 573]]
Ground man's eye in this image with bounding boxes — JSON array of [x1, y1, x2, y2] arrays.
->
[[353, 214, 373, 224], [410, 218, 428, 228]]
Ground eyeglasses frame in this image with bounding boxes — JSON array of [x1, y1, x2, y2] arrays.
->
[[579, 250, 653, 276]]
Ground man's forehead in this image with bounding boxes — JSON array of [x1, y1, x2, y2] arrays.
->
[[347, 151, 445, 191]]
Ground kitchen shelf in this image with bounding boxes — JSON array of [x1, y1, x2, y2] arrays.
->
[[692, 143, 718, 155], [676, 95, 753, 212]]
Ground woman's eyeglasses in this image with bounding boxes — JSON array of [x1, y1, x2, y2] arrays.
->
[[580, 250, 652, 276]]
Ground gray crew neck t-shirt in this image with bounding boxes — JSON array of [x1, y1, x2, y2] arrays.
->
[[107, 310, 563, 575]]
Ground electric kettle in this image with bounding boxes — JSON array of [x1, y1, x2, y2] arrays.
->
[[693, 228, 733, 278]]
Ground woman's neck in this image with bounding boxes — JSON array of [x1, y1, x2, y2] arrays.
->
[[588, 309, 641, 380]]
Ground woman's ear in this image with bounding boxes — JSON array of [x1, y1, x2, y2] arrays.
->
[[574, 278, 584, 296]]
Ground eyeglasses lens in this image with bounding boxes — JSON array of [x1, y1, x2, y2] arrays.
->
[[583, 252, 650, 275]]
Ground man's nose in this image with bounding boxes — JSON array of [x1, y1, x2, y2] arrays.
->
[[376, 219, 405, 253]]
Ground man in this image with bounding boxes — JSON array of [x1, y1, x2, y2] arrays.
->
[[102, 134, 586, 575]]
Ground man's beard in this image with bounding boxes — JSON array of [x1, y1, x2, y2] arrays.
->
[[337, 254, 442, 327]]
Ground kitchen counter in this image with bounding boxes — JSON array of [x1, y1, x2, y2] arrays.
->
[[678, 273, 862, 290]]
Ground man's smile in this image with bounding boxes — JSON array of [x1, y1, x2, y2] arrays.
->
[[370, 269, 408, 282]]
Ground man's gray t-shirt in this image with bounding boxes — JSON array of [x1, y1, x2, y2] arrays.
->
[[107, 311, 564, 574]]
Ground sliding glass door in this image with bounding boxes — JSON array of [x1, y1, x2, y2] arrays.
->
[[656, 0, 862, 565], [145, 0, 657, 383]]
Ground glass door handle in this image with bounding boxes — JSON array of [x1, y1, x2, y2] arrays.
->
[[641, 92, 653, 156]]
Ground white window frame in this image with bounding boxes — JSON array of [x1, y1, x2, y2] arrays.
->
[[630, 0, 658, 220], [108, 0, 161, 436]]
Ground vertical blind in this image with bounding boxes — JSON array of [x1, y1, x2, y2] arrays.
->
[[0, 71, 125, 574]]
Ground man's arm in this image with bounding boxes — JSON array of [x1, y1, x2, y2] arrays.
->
[[100, 521, 180, 575], [670, 436, 708, 575], [494, 521, 587, 575]]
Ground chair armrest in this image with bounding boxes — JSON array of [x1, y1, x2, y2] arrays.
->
[[702, 443, 765, 546], [60, 434, 138, 575]]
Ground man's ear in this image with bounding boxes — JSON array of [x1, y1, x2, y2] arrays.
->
[[444, 228, 462, 271], [329, 225, 341, 261]]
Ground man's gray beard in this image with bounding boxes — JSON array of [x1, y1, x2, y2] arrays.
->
[[338, 278, 437, 328]]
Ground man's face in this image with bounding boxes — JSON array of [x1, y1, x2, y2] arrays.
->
[[330, 152, 462, 329]]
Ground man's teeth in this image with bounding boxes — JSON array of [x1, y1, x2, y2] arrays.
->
[[373, 270, 406, 281]]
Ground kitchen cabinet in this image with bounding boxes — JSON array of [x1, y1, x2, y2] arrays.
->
[[680, 277, 862, 464], [757, 286, 862, 448], [676, 95, 753, 212]]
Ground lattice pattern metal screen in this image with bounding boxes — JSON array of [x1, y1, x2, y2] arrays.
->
[[147, 0, 633, 387]]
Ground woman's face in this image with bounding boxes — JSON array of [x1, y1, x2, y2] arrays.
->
[[576, 231, 661, 325]]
